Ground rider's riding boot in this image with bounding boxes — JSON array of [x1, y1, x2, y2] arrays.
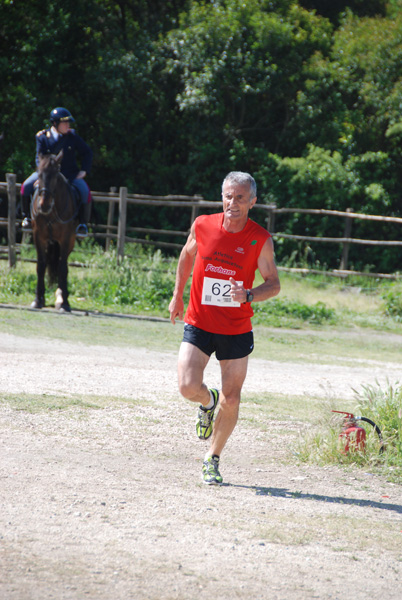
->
[[21, 195, 32, 229], [76, 202, 92, 238]]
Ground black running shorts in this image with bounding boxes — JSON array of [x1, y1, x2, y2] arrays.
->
[[182, 323, 254, 361]]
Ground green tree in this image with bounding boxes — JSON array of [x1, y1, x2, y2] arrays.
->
[[255, 145, 399, 271], [0, 0, 106, 178], [162, 0, 333, 197], [294, 10, 402, 211], [0, 0, 190, 191]]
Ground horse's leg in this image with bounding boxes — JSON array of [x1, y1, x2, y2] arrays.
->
[[56, 242, 71, 312], [55, 287, 64, 310], [32, 243, 47, 309]]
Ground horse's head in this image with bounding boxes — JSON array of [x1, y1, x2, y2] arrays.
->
[[36, 151, 63, 214]]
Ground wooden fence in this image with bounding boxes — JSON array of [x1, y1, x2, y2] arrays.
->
[[1, 173, 402, 279]]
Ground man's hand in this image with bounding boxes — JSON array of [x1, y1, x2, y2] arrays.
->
[[229, 277, 247, 304], [169, 295, 184, 325]]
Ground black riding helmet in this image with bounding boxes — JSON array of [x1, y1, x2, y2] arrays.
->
[[49, 107, 75, 125]]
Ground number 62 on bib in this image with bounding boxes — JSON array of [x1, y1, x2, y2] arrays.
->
[[201, 276, 243, 307]]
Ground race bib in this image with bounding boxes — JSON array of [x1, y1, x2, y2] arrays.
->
[[201, 277, 243, 307]]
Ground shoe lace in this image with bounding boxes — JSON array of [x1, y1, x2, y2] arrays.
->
[[206, 457, 220, 475], [198, 407, 212, 426]]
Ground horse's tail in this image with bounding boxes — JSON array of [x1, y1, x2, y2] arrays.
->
[[46, 242, 60, 284]]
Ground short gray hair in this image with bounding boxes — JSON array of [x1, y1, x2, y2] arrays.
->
[[222, 171, 257, 199]]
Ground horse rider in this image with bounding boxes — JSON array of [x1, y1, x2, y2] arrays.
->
[[20, 107, 93, 236]]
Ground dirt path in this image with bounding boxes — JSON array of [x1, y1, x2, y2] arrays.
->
[[1, 331, 402, 599], [1, 332, 401, 400]]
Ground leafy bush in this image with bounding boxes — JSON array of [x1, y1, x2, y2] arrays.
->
[[253, 298, 336, 327], [383, 283, 402, 320]]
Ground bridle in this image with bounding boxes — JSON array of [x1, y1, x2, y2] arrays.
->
[[32, 170, 78, 225], [36, 187, 55, 215]]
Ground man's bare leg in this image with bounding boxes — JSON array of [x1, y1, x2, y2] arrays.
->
[[208, 356, 249, 457], [178, 343, 249, 484], [201, 356, 248, 485], [177, 341, 211, 407]]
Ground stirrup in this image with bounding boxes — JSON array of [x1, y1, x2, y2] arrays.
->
[[75, 223, 88, 238], [22, 217, 32, 230]]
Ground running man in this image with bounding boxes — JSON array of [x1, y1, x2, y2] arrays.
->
[[169, 171, 280, 485]]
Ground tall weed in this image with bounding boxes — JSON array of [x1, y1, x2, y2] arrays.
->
[[296, 383, 402, 480], [354, 381, 402, 468]]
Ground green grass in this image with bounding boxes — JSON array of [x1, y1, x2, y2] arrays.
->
[[1, 392, 150, 413], [0, 305, 184, 352]]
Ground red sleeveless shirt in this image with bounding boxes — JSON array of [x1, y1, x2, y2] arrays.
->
[[184, 212, 271, 334]]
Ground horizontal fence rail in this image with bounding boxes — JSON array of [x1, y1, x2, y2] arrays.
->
[[1, 176, 401, 278], [274, 206, 402, 223], [275, 233, 402, 246]]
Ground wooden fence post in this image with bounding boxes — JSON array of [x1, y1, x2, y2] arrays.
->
[[190, 195, 203, 226], [6, 173, 17, 268], [117, 186, 127, 262], [266, 203, 276, 233], [340, 207, 353, 270], [106, 186, 116, 251]]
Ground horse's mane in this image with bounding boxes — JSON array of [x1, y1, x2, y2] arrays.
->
[[38, 153, 60, 173]]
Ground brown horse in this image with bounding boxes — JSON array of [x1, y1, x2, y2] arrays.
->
[[31, 151, 78, 312]]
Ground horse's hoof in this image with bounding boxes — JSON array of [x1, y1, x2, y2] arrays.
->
[[30, 300, 43, 309], [58, 304, 71, 313], [55, 288, 64, 310]]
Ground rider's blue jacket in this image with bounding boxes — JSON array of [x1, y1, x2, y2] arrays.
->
[[35, 128, 93, 182]]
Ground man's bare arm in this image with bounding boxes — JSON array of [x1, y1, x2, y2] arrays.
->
[[168, 225, 198, 324], [253, 237, 281, 301], [230, 237, 280, 304]]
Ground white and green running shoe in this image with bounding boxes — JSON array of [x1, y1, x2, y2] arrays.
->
[[196, 388, 219, 440], [202, 455, 223, 485]]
